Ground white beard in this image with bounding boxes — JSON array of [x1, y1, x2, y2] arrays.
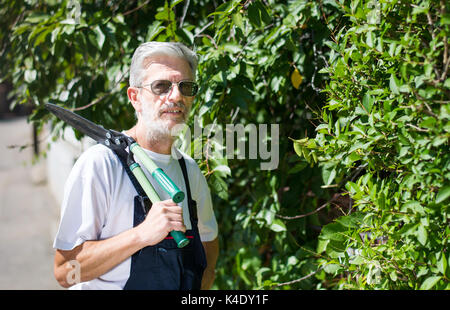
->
[[140, 101, 190, 143]]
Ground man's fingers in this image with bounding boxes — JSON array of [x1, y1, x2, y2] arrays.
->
[[164, 211, 184, 222], [151, 201, 184, 224], [154, 200, 183, 214], [169, 222, 187, 233], [160, 199, 178, 206]]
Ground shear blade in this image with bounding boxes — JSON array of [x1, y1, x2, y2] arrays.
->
[[45, 103, 112, 144]]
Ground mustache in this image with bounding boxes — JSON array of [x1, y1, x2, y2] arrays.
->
[[158, 101, 188, 115]]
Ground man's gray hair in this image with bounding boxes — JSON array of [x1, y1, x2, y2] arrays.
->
[[129, 42, 198, 87]]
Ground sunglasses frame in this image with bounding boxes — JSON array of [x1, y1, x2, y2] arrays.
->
[[139, 80, 199, 97]]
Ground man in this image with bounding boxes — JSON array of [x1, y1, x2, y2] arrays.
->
[[53, 42, 219, 290]]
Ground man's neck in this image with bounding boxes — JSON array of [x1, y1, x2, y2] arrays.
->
[[125, 125, 174, 155]]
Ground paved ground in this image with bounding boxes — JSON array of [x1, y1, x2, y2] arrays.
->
[[0, 116, 62, 290]]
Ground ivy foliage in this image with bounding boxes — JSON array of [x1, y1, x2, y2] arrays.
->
[[1, 0, 448, 289]]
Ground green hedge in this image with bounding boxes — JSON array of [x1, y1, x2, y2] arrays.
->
[[294, 0, 449, 289], [1, 0, 448, 289]]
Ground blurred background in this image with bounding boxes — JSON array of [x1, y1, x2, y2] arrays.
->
[[0, 82, 59, 289], [0, 82, 93, 289]]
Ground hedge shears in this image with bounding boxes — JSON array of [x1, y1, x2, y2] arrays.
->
[[45, 103, 190, 248]]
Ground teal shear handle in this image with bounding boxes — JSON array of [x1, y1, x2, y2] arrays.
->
[[130, 143, 185, 203], [129, 163, 190, 248]]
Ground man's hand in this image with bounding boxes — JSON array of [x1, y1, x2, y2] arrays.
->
[[54, 199, 186, 288], [135, 199, 186, 246]]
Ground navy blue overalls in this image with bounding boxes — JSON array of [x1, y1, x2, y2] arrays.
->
[[115, 151, 207, 290]]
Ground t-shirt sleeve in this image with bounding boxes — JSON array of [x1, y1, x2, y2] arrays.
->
[[191, 162, 218, 242], [53, 146, 112, 250]]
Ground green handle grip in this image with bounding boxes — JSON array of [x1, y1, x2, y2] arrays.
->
[[130, 143, 185, 203], [130, 163, 160, 202], [171, 231, 190, 248], [152, 168, 185, 203], [130, 163, 189, 248]]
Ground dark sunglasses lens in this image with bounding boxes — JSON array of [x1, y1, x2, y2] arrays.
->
[[179, 82, 198, 96], [151, 80, 172, 95]]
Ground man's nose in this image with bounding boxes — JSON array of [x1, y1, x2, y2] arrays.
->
[[167, 83, 183, 102]]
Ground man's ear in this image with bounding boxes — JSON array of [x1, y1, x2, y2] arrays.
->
[[127, 87, 142, 114]]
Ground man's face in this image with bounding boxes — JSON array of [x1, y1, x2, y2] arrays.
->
[[137, 55, 195, 139]]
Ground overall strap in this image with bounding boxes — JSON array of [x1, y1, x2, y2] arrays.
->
[[178, 155, 198, 222], [113, 149, 146, 197]]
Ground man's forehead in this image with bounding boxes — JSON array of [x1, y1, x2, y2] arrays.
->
[[144, 55, 191, 71], [141, 55, 193, 82]]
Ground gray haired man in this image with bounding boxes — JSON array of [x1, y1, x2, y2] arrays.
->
[[53, 42, 219, 290]]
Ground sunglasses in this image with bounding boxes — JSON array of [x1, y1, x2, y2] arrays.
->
[[140, 80, 199, 97]]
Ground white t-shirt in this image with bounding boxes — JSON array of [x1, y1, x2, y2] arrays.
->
[[53, 143, 218, 290]]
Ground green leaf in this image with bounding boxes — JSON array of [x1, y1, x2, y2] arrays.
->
[[417, 225, 428, 246], [170, 0, 184, 8], [33, 27, 52, 47], [247, 2, 262, 27], [349, 255, 365, 265], [320, 222, 347, 242], [176, 28, 194, 45], [270, 219, 286, 232], [436, 186, 450, 204], [25, 12, 51, 23], [323, 263, 340, 274], [389, 74, 400, 95], [362, 93, 373, 113], [209, 174, 228, 200], [336, 212, 365, 228], [155, 9, 169, 21], [441, 13, 450, 25], [317, 238, 330, 253], [401, 201, 425, 215], [215, 1, 234, 14], [288, 162, 308, 174], [322, 163, 338, 186], [419, 276, 441, 290], [93, 25, 105, 49], [326, 239, 347, 257], [437, 253, 447, 275], [326, 168, 336, 185], [212, 165, 231, 177], [232, 12, 244, 31], [255, 1, 271, 24], [24, 69, 37, 83]]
